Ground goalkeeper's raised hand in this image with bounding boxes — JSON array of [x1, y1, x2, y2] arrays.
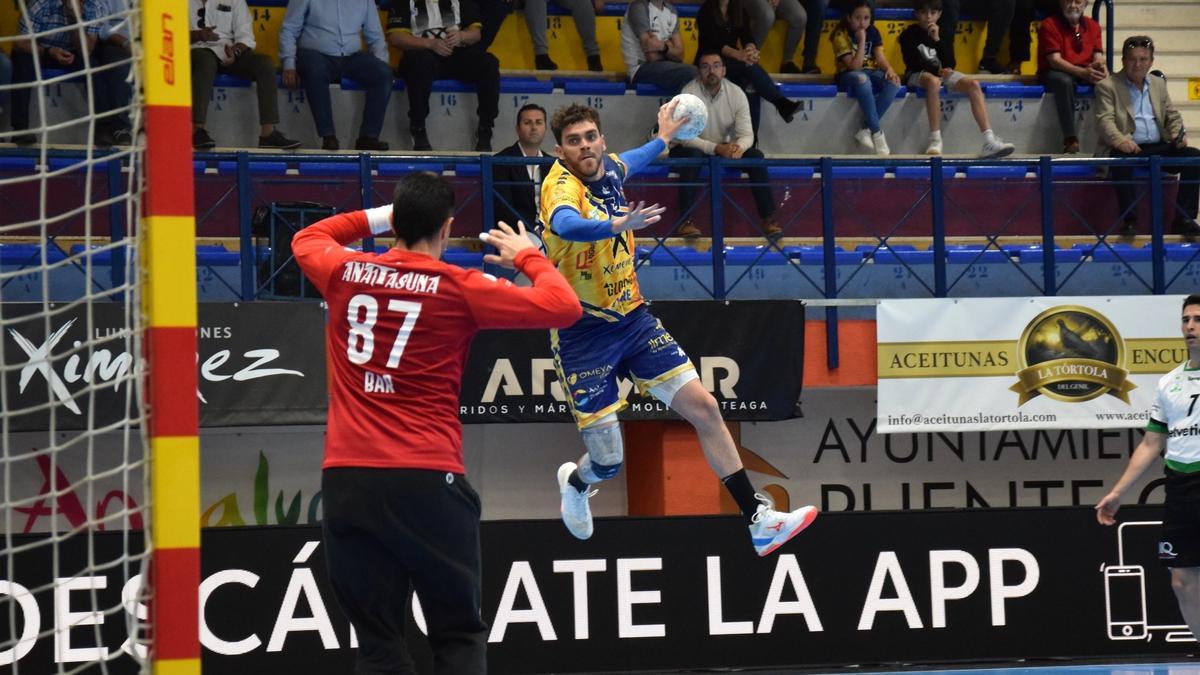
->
[[481, 220, 537, 268]]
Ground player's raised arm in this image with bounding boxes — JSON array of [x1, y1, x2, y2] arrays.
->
[[466, 221, 582, 329], [292, 205, 393, 295]]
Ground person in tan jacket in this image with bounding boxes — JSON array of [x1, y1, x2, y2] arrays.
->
[[1095, 35, 1199, 239]]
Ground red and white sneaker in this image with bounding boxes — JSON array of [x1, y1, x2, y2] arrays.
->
[[748, 494, 818, 557]]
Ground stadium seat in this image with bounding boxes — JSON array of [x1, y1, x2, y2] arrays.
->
[[948, 249, 1009, 264], [1092, 245, 1151, 262], [0, 157, 37, 172], [217, 161, 288, 175], [379, 162, 437, 177], [297, 162, 360, 176], [965, 165, 1028, 179], [454, 164, 482, 177], [213, 74, 251, 88], [777, 84, 838, 98], [1042, 164, 1099, 178], [1, 244, 67, 264], [650, 246, 713, 266], [193, 161, 207, 174], [855, 244, 917, 259], [766, 166, 816, 180], [443, 247, 485, 268], [432, 80, 478, 93], [1166, 243, 1200, 262], [875, 249, 935, 264], [564, 81, 625, 96], [1018, 248, 1082, 264], [798, 248, 863, 265], [726, 245, 791, 266], [982, 83, 1044, 98], [830, 166, 886, 179], [894, 166, 956, 180], [636, 82, 673, 97], [501, 78, 554, 94]]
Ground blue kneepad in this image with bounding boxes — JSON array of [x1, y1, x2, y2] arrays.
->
[[591, 461, 622, 479]]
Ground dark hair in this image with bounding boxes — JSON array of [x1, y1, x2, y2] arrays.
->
[[551, 104, 602, 144], [912, 0, 941, 12], [1183, 294, 1200, 312], [516, 103, 548, 123], [390, 172, 455, 247], [837, 0, 874, 29], [695, 48, 725, 63], [1122, 35, 1155, 58]]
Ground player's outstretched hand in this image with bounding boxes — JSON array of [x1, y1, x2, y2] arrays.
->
[[1095, 491, 1121, 525], [656, 99, 689, 144], [481, 220, 536, 268], [612, 201, 666, 234]]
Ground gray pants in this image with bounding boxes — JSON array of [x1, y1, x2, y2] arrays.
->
[[524, 0, 600, 56], [1039, 68, 1082, 140], [191, 48, 279, 127], [747, 0, 811, 64]]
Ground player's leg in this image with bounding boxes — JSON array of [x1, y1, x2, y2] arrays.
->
[[321, 468, 418, 673], [626, 311, 818, 556], [401, 472, 488, 674], [551, 327, 626, 539], [1170, 567, 1200, 640]]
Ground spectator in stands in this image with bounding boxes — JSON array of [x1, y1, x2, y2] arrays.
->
[[672, 51, 782, 241], [388, 0, 501, 152], [696, 0, 801, 126], [831, 0, 898, 155], [900, 0, 1014, 157], [932, 0, 1015, 74], [1095, 36, 1200, 239], [1037, 0, 1105, 154], [526, 0, 604, 71], [190, 0, 300, 150], [10, 0, 133, 148], [745, 0, 826, 74], [94, 0, 134, 145], [493, 103, 552, 235], [279, 0, 392, 151], [620, 0, 696, 96]]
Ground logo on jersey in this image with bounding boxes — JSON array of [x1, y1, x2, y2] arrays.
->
[[1010, 306, 1135, 405]]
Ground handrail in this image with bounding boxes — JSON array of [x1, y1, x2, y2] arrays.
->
[[1092, 0, 1114, 73]]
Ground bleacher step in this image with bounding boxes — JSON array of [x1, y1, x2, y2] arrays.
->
[[1110, 4, 1200, 25]]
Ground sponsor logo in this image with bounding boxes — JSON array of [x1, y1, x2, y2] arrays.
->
[[364, 371, 395, 394], [1159, 541, 1177, 559], [568, 364, 614, 384], [1009, 306, 1135, 406], [341, 262, 441, 294], [160, 13, 176, 85]]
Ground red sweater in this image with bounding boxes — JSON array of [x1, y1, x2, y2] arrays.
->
[[293, 207, 581, 473]]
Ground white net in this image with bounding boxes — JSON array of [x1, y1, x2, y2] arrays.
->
[[0, 0, 151, 673]]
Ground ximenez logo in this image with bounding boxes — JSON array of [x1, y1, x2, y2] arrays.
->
[[1009, 306, 1135, 406]]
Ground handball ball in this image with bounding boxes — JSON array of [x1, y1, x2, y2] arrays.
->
[[671, 93, 708, 141]]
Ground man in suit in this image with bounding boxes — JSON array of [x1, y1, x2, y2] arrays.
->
[[493, 104, 551, 242], [1095, 35, 1200, 239]]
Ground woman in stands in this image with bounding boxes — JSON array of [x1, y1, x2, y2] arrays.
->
[[696, 0, 801, 127], [830, 0, 900, 155]]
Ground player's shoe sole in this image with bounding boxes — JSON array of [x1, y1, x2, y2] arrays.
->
[[752, 506, 819, 557]]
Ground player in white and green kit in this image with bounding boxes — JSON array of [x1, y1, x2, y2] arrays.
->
[[1097, 294, 1200, 642]]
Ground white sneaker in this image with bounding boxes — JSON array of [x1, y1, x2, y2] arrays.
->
[[872, 131, 890, 156], [925, 135, 943, 155], [853, 128, 874, 152], [748, 494, 819, 557], [557, 462, 595, 540], [980, 137, 1015, 159]]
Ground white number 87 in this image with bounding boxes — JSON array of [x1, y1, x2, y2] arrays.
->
[[346, 294, 423, 368]]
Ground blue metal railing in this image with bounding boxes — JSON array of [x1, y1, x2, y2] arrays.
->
[[4, 148, 1197, 365]]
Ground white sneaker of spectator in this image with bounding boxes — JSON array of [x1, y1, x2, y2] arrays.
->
[[979, 136, 1015, 159], [872, 131, 890, 156], [854, 128, 874, 153], [925, 132, 943, 156]]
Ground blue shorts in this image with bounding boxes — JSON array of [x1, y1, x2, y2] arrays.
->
[[552, 306, 696, 429]]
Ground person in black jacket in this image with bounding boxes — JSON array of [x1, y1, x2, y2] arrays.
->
[[492, 103, 552, 242], [898, 0, 1015, 156], [696, 0, 801, 128]]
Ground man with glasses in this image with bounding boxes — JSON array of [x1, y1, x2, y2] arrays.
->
[[1095, 36, 1199, 239], [671, 50, 781, 241], [1037, 0, 1106, 154]]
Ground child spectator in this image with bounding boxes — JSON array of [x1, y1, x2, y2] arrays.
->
[[830, 0, 899, 155], [899, 0, 1014, 157]]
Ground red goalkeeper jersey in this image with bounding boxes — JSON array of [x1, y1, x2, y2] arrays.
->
[[293, 207, 581, 473]]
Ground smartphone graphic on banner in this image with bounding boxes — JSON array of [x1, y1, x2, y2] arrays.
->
[[1105, 565, 1148, 640]]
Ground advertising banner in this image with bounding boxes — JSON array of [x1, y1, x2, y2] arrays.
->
[[459, 300, 805, 423], [878, 297, 1185, 433], [0, 302, 328, 431], [0, 508, 1189, 673]]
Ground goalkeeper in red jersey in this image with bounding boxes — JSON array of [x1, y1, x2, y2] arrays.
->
[[294, 171, 580, 674], [539, 101, 818, 556]]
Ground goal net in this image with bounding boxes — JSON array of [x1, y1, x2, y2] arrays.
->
[[0, 0, 199, 673]]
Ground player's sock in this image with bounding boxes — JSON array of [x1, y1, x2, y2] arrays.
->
[[568, 470, 590, 493], [721, 469, 760, 522]]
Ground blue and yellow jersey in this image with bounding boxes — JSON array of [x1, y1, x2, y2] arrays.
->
[[539, 154, 644, 325]]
